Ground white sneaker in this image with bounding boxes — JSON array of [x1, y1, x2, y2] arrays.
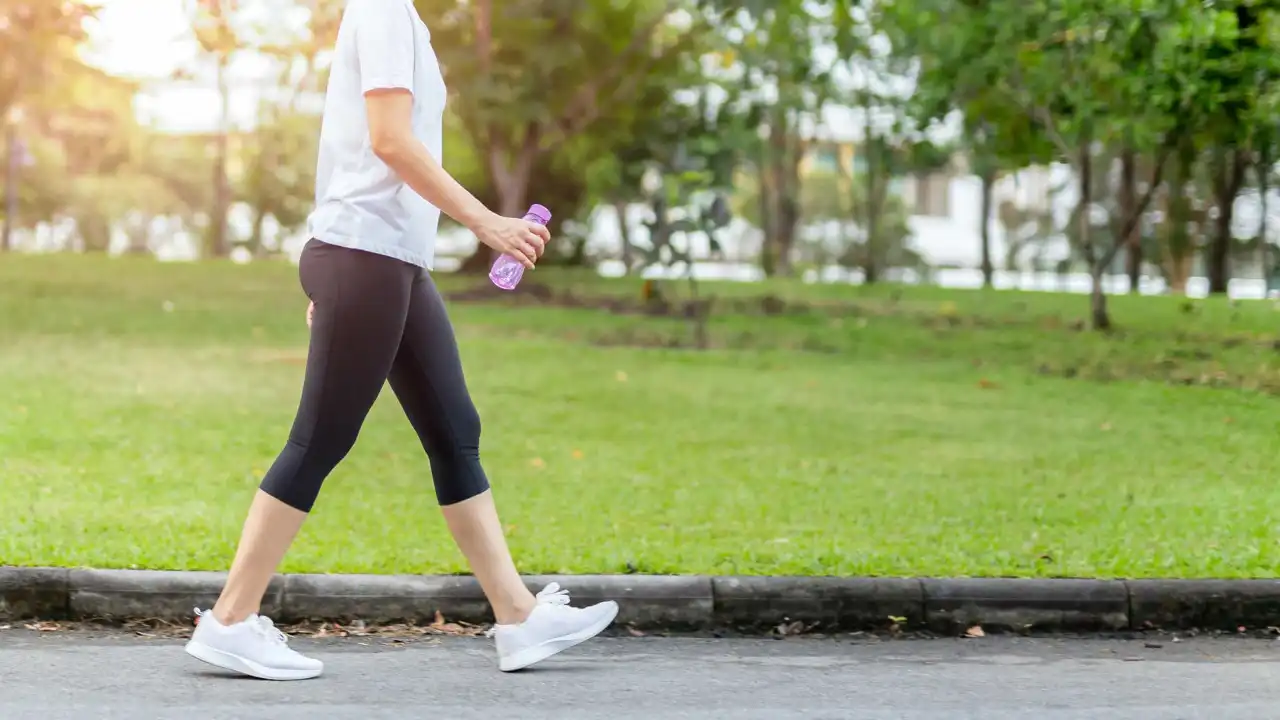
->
[[493, 583, 619, 672], [184, 607, 323, 681]]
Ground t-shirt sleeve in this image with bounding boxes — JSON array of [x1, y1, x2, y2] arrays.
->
[[352, 0, 415, 95]]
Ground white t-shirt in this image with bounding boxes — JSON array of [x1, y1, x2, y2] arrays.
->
[[306, 0, 447, 269]]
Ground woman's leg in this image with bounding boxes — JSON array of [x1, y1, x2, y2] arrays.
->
[[439, 492, 535, 624], [385, 269, 534, 624], [387, 269, 618, 671], [186, 241, 414, 681], [210, 491, 308, 626]]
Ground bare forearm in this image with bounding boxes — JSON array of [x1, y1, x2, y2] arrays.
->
[[374, 136, 490, 230], [363, 89, 545, 265]]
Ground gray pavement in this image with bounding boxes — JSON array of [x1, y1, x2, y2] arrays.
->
[[1, 629, 1278, 719]]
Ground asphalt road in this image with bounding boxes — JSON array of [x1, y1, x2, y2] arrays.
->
[[1, 629, 1277, 719]]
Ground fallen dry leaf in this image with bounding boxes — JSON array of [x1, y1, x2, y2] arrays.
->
[[977, 378, 998, 389], [775, 620, 807, 636], [428, 611, 482, 636], [313, 622, 349, 638], [571, 449, 584, 460], [615, 370, 629, 382], [964, 625, 985, 638], [3, 618, 493, 640], [529, 457, 545, 469], [1100, 422, 1112, 431]]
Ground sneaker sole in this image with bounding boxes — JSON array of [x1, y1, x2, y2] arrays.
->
[[498, 601, 620, 672], [184, 639, 323, 681]]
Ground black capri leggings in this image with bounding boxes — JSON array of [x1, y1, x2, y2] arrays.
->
[[259, 239, 490, 513]]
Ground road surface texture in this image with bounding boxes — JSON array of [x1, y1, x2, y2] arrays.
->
[[1, 629, 1277, 719]]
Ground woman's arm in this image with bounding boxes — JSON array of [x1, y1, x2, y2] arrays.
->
[[365, 90, 547, 268]]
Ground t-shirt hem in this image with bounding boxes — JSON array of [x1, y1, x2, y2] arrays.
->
[[361, 78, 414, 95], [311, 233, 434, 270]]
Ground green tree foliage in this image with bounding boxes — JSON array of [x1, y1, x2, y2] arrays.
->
[[0, 1, 96, 118], [234, 0, 345, 255], [415, 0, 716, 271], [717, 0, 847, 277], [882, 0, 1280, 327]]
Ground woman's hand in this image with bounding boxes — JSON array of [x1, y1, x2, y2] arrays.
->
[[472, 211, 551, 269], [307, 301, 314, 329]]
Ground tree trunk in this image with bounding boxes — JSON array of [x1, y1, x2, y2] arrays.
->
[[979, 167, 995, 288], [861, 133, 884, 285], [210, 51, 231, 259], [756, 149, 775, 276], [2, 122, 15, 252], [458, 131, 541, 273], [775, 193, 797, 276], [1168, 255, 1192, 295], [249, 207, 269, 257], [1089, 268, 1110, 330], [1076, 141, 1093, 265], [863, 166, 880, 284], [124, 215, 150, 255], [614, 199, 634, 274], [79, 211, 110, 253], [1163, 137, 1196, 294], [1164, 185, 1193, 296], [1207, 146, 1246, 295], [762, 118, 799, 277], [1258, 139, 1271, 291], [1119, 147, 1140, 293], [757, 168, 775, 275], [1076, 138, 1111, 329], [1089, 129, 1177, 322], [458, 0, 502, 274]]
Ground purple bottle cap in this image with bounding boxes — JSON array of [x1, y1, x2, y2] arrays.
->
[[525, 204, 551, 225]]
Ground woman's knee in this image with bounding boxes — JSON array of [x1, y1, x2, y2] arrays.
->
[[259, 430, 359, 512], [428, 402, 488, 505], [453, 402, 482, 452]]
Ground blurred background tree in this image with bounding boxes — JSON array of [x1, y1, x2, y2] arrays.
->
[[5, 0, 1280, 325]]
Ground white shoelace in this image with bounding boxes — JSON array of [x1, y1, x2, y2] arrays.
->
[[194, 607, 289, 644], [252, 615, 289, 644], [535, 582, 571, 607]]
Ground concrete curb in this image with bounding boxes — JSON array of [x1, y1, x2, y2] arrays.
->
[[4, 567, 1280, 633]]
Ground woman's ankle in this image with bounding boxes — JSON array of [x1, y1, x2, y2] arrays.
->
[[493, 593, 537, 626], [211, 600, 257, 626]]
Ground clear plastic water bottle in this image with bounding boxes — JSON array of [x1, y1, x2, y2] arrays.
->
[[489, 204, 551, 291]]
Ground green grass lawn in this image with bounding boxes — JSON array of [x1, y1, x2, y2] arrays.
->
[[2, 253, 1280, 578]]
